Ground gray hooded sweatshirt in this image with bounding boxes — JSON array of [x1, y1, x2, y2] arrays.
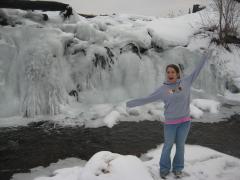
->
[[126, 54, 208, 122]]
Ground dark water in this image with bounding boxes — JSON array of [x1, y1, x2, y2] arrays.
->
[[0, 114, 240, 180]]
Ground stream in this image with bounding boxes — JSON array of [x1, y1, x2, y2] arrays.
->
[[0, 112, 240, 180]]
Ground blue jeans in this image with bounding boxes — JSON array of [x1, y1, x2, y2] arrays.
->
[[160, 121, 191, 174]]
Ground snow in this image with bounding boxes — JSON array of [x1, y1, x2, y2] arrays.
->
[[103, 110, 121, 128], [224, 91, 240, 102], [55, 0, 208, 17], [142, 145, 240, 180], [192, 99, 220, 114], [0, 6, 239, 128], [75, 22, 108, 44], [190, 104, 204, 119], [77, 151, 153, 180], [11, 158, 86, 180], [147, 13, 202, 48], [12, 145, 240, 180]]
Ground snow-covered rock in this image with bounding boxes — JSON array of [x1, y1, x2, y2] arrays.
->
[[192, 99, 220, 114], [190, 104, 204, 119], [12, 145, 240, 180], [78, 151, 153, 180], [33, 151, 153, 180]]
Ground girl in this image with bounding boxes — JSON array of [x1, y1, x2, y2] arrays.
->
[[126, 51, 212, 179]]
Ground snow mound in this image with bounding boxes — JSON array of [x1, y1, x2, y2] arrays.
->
[[13, 145, 240, 180], [192, 99, 220, 114], [12, 158, 86, 180], [142, 145, 240, 180], [190, 104, 204, 119], [35, 151, 153, 180], [147, 13, 202, 48]]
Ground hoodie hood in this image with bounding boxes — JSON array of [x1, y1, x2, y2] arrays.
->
[[163, 79, 181, 85]]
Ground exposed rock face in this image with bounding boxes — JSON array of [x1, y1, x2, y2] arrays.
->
[[192, 4, 206, 13], [0, 1, 73, 21], [226, 79, 240, 93], [0, 1, 69, 11]]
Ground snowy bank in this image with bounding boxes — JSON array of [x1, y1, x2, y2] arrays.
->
[[0, 97, 224, 128], [12, 145, 240, 180]]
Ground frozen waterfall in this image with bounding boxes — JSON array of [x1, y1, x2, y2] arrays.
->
[[0, 9, 238, 119]]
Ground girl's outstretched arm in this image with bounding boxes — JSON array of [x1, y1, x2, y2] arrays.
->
[[126, 86, 164, 108]]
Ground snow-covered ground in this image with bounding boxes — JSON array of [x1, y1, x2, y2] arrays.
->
[[0, 4, 240, 128], [11, 145, 240, 180], [55, 0, 208, 17]]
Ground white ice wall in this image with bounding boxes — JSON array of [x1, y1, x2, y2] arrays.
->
[[0, 8, 239, 118]]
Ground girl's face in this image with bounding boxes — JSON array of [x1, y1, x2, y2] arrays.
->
[[166, 67, 178, 83]]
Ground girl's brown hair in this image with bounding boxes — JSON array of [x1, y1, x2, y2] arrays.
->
[[166, 64, 180, 79]]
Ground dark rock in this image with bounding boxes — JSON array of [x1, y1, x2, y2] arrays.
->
[[192, 4, 206, 13], [120, 43, 144, 59], [42, 13, 48, 21], [0, 17, 8, 26], [69, 90, 79, 101], [150, 41, 164, 53], [91, 47, 115, 70], [211, 35, 240, 51], [72, 48, 86, 56], [60, 6, 73, 19], [78, 13, 96, 19], [105, 47, 114, 64], [178, 63, 185, 72], [225, 79, 240, 93], [92, 53, 113, 70], [224, 35, 240, 45], [0, 1, 69, 11]]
